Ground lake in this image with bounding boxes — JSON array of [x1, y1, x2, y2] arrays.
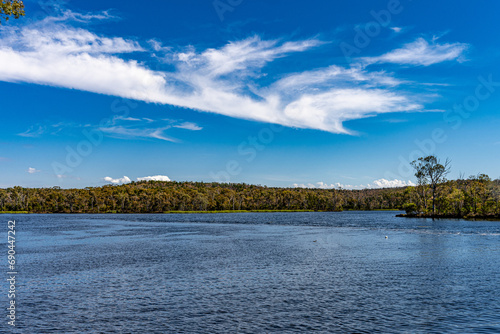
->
[[3, 211, 500, 333]]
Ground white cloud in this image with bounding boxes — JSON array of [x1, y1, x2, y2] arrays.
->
[[282, 88, 419, 133], [99, 125, 178, 142], [117, 116, 142, 121], [18, 115, 203, 142], [137, 175, 171, 182], [104, 175, 170, 183], [103, 176, 131, 184], [98, 116, 202, 141], [18, 121, 82, 137], [27, 167, 40, 174], [371, 179, 416, 188], [293, 182, 348, 189], [18, 125, 46, 137], [293, 179, 415, 190], [363, 38, 468, 66], [205, 37, 323, 77], [390, 27, 403, 33], [43, 9, 116, 24], [0, 13, 467, 134], [173, 122, 203, 131]]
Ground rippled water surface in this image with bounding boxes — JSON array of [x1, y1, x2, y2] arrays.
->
[[3, 211, 500, 333]]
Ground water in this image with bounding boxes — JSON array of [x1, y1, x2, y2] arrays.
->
[[2, 211, 500, 333]]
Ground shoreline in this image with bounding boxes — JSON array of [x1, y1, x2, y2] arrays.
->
[[4, 210, 498, 221], [0, 209, 332, 214], [396, 213, 500, 221], [0, 209, 397, 215]]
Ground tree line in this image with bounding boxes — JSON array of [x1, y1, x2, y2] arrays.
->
[[0, 181, 407, 214], [1, 156, 498, 217]]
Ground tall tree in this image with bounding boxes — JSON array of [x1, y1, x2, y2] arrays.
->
[[411, 155, 451, 215], [413, 165, 429, 212], [0, 0, 24, 23]]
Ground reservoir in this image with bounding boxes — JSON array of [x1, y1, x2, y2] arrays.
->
[[4, 211, 500, 333]]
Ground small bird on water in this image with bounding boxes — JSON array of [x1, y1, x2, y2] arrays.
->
[[385, 236, 388, 239]]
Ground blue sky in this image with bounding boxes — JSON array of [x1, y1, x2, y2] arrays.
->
[[1, 0, 499, 189]]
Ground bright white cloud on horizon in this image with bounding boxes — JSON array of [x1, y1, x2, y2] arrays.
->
[[0, 10, 468, 135], [104, 175, 171, 184], [293, 179, 416, 190], [103, 176, 131, 184], [137, 175, 171, 182], [104, 176, 412, 189]]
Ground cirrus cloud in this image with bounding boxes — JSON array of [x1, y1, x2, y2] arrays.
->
[[0, 11, 468, 134], [362, 37, 468, 66]]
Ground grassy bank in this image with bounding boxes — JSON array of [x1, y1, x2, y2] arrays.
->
[[0, 211, 29, 214], [0, 209, 330, 214], [161, 209, 325, 214]]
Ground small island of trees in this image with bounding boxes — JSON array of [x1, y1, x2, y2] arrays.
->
[[400, 155, 500, 219]]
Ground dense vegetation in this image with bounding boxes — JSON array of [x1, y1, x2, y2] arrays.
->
[[401, 176, 500, 219], [0, 181, 402, 213], [1, 176, 499, 218], [402, 155, 500, 219]]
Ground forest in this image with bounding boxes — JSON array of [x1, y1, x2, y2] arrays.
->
[[1, 176, 499, 218]]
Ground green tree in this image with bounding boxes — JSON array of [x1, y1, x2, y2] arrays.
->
[[411, 155, 451, 215], [468, 174, 491, 215], [0, 0, 24, 23], [403, 202, 418, 215]]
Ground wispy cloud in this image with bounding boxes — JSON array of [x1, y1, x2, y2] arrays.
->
[[362, 38, 468, 66], [173, 122, 203, 131], [0, 11, 468, 134], [18, 116, 202, 142], [99, 125, 178, 142], [99, 116, 202, 142], [116, 116, 142, 122], [18, 122, 81, 137], [384, 118, 408, 123], [18, 125, 46, 137]]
